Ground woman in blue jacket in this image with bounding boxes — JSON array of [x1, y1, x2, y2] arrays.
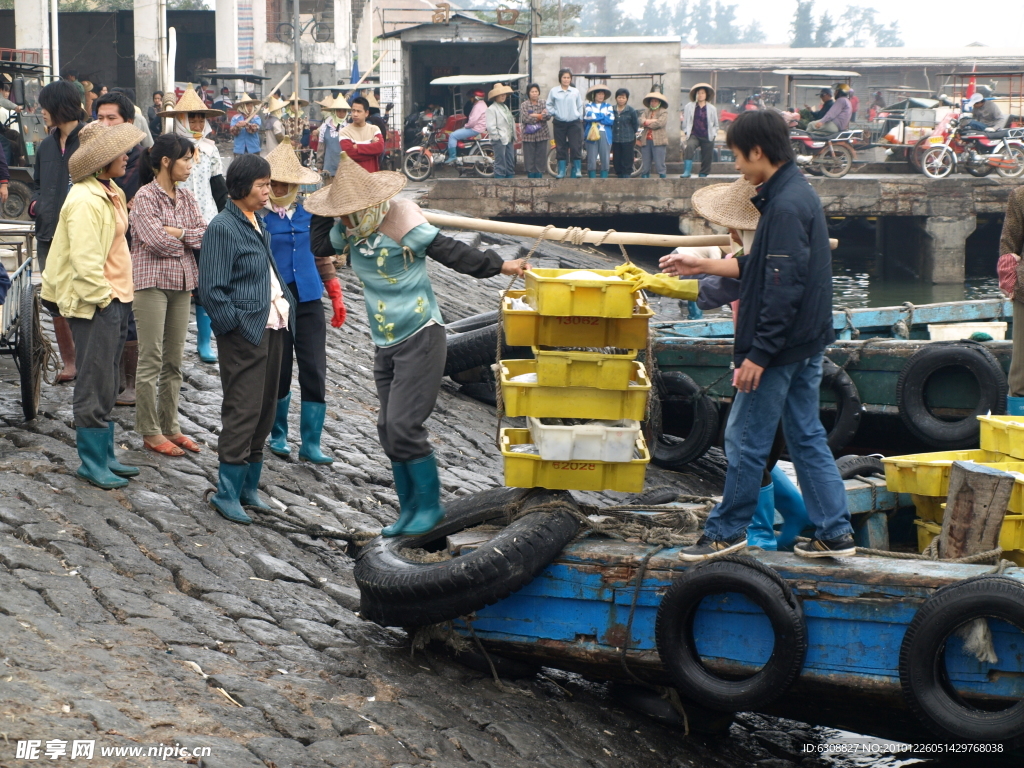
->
[[583, 85, 614, 178], [261, 140, 347, 465]]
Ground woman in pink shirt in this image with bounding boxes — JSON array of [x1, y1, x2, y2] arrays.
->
[[446, 89, 487, 164]]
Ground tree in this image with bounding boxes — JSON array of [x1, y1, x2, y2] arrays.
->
[[740, 20, 766, 43], [169, 0, 211, 8], [639, 0, 669, 35], [579, 0, 630, 35], [710, 1, 740, 44], [790, 0, 815, 47], [690, 0, 714, 43], [812, 11, 834, 46]]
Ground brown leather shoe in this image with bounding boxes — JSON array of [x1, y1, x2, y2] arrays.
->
[[116, 340, 138, 406], [52, 316, 77, 383]]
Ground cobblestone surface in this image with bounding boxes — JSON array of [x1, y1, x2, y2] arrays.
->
[[0, 226, 843, 768]]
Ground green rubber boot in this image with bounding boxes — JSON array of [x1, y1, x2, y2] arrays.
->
[[570, 159, 582, 178], [298, 401, 334, 464], [209, 463, 251, 524], [402, 452, 446, 536], [382, 461, 417, 537], [588, 170, 596, 178], [76, 427, 129, 489], [556, 160, 567, 179], [195, 305, 217, 363], [268, 393, 291, 456], [240, 460, 273, 511], [107, 421, 139, 477], [681, 159, 693, 178]]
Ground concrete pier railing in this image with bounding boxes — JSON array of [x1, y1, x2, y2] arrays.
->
[[423, 175, 1018, 284]]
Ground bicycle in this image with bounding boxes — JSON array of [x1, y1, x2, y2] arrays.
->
[[276, 17, 332, 44]]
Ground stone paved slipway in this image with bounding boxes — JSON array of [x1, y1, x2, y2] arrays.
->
[[0, 225, 850, 768]]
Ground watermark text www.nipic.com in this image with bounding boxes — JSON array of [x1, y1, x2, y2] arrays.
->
[[15, 740, 212, 761]]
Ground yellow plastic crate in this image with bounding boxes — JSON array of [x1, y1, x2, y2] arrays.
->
[[501, 428, 649, 492], [501, 290, 652, 349], [978, 415, 1024, 460], [917, 508, 1024, 553], [911, 494, 944, 523], [499, 359, 651, 420], [532, 347, 638, 390], [915, 519, 941, 552], [524, 268, 643, 318], [882, 449, 1009, 496]]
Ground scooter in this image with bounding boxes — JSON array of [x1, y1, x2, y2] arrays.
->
[[790, 128, 863, 178], [402, 112, 495, 181]]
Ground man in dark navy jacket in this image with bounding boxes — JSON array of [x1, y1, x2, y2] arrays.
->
[[662, 110, 854, 560]]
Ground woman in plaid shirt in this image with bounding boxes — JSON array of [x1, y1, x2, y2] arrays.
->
[[128, 133, 207, 456]]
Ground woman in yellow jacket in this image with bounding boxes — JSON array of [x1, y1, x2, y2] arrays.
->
[[41, 121, 146, 489]]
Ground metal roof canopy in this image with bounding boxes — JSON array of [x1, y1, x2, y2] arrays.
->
[[429, 74, 529, 86], [195, 72, 270, 82], [938, 71, 1024, 78], [773, 69, 861, 77], [380, 12, 525, 40], [308, 82, 403, 90], [580, 72, 666, 80]]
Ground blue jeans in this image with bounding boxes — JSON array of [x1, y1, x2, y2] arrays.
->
[[492, 141, 516, 177], [965, 120, 989, 132], [448, 127, 479, 149], [704, 352, 852, 542], [585, 132, 610, 172]]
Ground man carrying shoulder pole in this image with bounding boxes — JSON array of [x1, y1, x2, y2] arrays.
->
[[661, 110, 854, 561]]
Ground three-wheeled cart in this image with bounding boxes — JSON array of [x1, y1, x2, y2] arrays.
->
[[0, 230, 42, 421]]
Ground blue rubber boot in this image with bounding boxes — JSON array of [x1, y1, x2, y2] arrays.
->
[[382, 461, 417, 537], [240, 460, 273, 511], [747, 482, 778, 550], [268, 393, 291, 456], [556, 160, 567, 179], [445, 146, 457, 164], [588, 170, 596, 178], [402, 452, 446, 536], [570, 159, 582, 178], [107, 422, 139, 477], [686, 301, 704, 320], [195, 305, 217, 363], [298, 401, 334, 464], [1008, 396, 1024, 416], [210, 462, 251, 524], [773, 466, 811, 550], [681, 159, 693, 178], [76, 427, 129, 489], [600, 169, 609, 178]]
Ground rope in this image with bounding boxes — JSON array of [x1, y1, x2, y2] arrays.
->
[[33, 292, 61, 386], [892, 301, 916, 339], [835, 306, 861, 340], [593, 228, 632, 264]]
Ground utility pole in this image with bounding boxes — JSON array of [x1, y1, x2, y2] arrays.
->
[[50, 0, 59, 81], [292, 0, 301, 113], [558, 0, 563, 36]]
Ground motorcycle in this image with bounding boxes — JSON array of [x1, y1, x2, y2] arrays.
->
[[402, 112, 495, 181], [919, 117, 1024, 179], [790, 128, 863, 178]]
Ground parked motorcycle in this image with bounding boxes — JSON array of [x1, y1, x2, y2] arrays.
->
[[402, 112, 494, 181], [790, 128, 862, 178], [919, 117, 1024, 179]]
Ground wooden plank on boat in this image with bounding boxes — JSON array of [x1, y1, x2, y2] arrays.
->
[[940, 461, 1013, 559]]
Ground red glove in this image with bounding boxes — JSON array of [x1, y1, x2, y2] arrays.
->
[[325, 278, 346, 328]]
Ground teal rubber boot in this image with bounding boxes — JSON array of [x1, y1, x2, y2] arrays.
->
[[445, 146, 457, 164], [195, 305, 217, 363], [402, 452, 446, 536], [600, 169, 609, 178], [239, 460, 273, 511], [268, 393, 291, 456], [210, 462, 251, 524], [107, 422, 139, 477], [588, 170, 596, 178], [773, 466, 811, 550], [570, 159, 582, 178], [298, 401, 334, 464], [382, 461, 417, 537], [76, 427, 129, 489], [1008, 396, 1024, 416], [747, 482, 778, 550], [681, 159, 693, 178], [556, 160, 567, 179]]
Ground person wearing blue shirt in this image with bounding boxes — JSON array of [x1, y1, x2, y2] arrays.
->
[[583, 85, 615, 178], [546, 69, 584, 178], [230, 94, 263, 156]]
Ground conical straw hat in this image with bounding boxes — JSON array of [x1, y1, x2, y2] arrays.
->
[[68, 121, 146, 183], [365, 91, 380, 109], [317, 93, 350, 111], [586, 84, 612, 100], [235, 93, 260, 107], [689, 82, 715, 102], [266, 95, 287, 114], [157, 85, 224, 118], [284, 91, 309, 107], [304, 154, 406, 217], [643, 91, 669, 108], [691, 179, 760, 231], [487, 83, 513, 100], [266, 139, 321, 185]]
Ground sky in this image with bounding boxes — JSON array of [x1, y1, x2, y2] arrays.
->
[[628, 0, 1024, 48]]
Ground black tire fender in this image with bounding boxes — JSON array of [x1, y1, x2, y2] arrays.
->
[[896, 342, 1007, 449], [355, 487, 579, 627], [444, 323, 531, 379], [821, 357, 862, 454], [899, 575, 1024, 747], [652, 371, 720, 470], [835, 454, 884, 480], [446, 310, 500, 334], [655, 555, 807, 712]]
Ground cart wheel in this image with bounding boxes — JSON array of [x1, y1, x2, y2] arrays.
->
[[546, 146, 559, 177], [818, 144, 855, 178], [631, 145, 643, 177], [921, 146, 954, 179], [910, 137, 930, 170], [2, 180, 32, 221], [17, 286, 41, 421], [312, 21, 332, 43], [403, 149, 433, 181]]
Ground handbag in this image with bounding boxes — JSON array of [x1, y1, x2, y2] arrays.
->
[[586, 122, 601, 142], [524, 122, 543, 135]]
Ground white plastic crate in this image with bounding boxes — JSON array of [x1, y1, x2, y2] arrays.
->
[[527, 416, 641, 462]]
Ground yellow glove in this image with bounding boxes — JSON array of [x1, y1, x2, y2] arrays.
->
[[615, 263, 698, 300]]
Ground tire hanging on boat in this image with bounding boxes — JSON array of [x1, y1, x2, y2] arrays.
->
[[651, 371, 720, 470], [655, 555, 808, 712], [820, 357, 862, 454], [896, 342, 1007, 449], [443, 323, 531, 379], [355, 487, 579, 627], [834, 454, 885, 480], [899, 575, 1024, 748], [445, 310, 501, 334]]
